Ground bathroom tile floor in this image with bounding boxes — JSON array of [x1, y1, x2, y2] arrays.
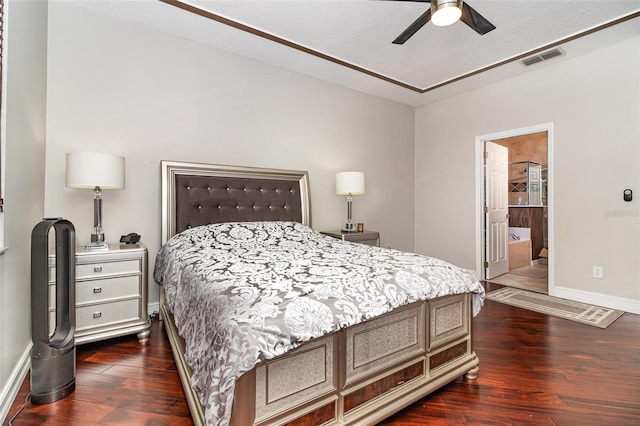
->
[[484, 263, 548, 294]]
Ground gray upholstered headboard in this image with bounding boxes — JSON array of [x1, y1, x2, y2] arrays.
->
[[161, 161, 311, 244]]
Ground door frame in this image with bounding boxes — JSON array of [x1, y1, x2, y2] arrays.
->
[[475, 123, 555, 295]]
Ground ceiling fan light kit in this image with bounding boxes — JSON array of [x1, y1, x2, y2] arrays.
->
[[391, 0, 496, 45], [431, 0, 463, 27]]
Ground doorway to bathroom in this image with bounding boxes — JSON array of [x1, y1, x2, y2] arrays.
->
[[476, 123, 554, 295]]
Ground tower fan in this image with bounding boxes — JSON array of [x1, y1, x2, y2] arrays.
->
[[30, 218, 76, 404]]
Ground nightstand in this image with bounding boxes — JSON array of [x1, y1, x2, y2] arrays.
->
[[48, 243, 151, 344], [321, 230, 380, 247]]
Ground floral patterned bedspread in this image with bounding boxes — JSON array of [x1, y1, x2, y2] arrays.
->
[[153, 221, 484, 426]]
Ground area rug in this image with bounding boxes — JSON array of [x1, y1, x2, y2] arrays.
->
[[486, 287, 625, 328]]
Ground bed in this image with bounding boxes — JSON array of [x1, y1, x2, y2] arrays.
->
[[154, 160, 484, 426]]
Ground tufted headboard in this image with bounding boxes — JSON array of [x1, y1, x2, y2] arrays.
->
[[160, 161, 311, 244]]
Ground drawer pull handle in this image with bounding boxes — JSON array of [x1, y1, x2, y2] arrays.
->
[[93, 312, 102, 319], [93, 287, 102, 293], [93, 267, 103, 273]]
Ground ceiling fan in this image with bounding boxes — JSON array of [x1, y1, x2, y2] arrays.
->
[[391, 0, 496, 44]]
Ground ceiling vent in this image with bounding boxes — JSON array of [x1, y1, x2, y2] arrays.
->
[[521, 47, 565, 66]]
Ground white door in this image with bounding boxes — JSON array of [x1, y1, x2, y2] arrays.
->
[[485, 141, 509, 279]]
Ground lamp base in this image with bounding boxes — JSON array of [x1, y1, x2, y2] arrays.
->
[[342, 223, 358, 233], [89, 230, 107, 251], [85, 242, 109, 251]]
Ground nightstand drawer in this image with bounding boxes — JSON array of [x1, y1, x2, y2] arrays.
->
[[76, 299, 141, 331], [48, 298, 141, 334], [76, 260, 141, 279], [77, 276, 141, 304], [321, 230, 380, 247], [345, 234, 379, 246], [48, 276, 141, 307], [49, 259, 141, 282]]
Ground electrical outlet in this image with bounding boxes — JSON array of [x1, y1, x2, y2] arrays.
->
[[593, 266, 603, 279]]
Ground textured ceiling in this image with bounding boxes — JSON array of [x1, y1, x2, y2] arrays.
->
[[74, 0, 640, 106]]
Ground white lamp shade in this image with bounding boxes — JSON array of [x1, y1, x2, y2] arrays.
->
[[336, 171, 365, 195], [66, 152, 125, 189]]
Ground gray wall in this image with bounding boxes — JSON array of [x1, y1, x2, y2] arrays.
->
[[0, 0, 48, 420], [415, 35, 640, 313], [43, 2, 416, 309]]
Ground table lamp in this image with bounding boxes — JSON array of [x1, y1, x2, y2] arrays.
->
[[335, 171, 365, 233], [66, 152, 125, 250]]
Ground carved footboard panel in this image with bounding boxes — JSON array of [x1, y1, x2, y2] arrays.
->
[[162, 292, 478, 426]]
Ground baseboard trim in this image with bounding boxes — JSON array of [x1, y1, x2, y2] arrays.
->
[[554, 286, 640, 315], [0, 344, 31, 424]]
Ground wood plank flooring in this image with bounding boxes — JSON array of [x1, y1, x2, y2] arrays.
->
[[485, 264, 548, 294], [6, 283, 640, 425]]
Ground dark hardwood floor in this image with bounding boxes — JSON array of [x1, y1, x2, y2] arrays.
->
[[5, 283, 640, 425]]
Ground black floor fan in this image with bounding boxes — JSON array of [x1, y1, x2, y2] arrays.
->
[[30, 218, 76, 404]]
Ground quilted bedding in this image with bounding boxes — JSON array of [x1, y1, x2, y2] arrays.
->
[[153, 221, 484, 426]]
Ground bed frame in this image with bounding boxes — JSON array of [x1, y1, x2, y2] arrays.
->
[[159, 160, 479, 426]]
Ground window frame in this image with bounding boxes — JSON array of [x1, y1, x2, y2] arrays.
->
[[0, 0, 6, 252], [0, 0, 4, 214]]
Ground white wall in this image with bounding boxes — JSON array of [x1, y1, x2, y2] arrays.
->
[[415, 35, 640, 313], [0, 0, 48, 421], [43, 2, 416, 308]]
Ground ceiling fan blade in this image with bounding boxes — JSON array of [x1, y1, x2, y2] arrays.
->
[[460, 2, 496, 35], [392, 8, 432, 44]]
